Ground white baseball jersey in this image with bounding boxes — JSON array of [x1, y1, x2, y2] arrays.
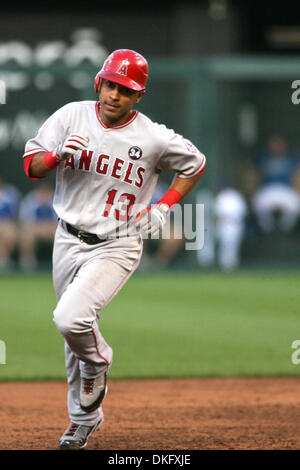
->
[[23, 101, 206, 238]]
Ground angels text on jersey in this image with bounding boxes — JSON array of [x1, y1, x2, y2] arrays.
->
[[64, 150, 145, 188]]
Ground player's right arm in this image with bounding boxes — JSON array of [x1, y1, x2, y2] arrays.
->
[[24, 134, 89, 179], [28, 152, 53, 178], [23, 102, 89, 180]]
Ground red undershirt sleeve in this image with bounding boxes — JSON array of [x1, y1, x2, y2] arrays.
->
[[23, 153, 42, 180]]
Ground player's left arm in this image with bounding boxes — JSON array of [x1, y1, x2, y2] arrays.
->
[[136, 130, 206, 236], [169, 171, 203, 199], [136, 171, 203, 236]]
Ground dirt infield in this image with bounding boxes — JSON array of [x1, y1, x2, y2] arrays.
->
[[0, 377, 300, 450]]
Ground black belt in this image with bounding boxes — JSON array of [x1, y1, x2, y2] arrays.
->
[[65, 222, 108, 245]]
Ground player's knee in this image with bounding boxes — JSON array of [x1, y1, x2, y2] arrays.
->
[[53, 306, 89, 337], [53, 308, 75, 336]]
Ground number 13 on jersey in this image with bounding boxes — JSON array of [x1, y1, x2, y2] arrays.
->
[[103, 189, 136, 221]]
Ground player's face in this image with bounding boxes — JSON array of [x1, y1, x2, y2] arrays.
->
[[98, 80, 144, 127]]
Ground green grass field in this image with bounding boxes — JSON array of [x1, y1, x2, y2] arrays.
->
[[0, 270, 299, 381]]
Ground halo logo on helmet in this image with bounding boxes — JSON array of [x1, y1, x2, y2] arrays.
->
[[94, 49, 148, 93], [117, 59, 130, 77]]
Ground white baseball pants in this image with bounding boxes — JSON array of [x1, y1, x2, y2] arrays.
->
[[52, 220, 143, 425]]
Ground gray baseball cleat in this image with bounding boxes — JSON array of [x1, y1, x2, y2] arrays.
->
[[59, 417, 103, 450], [80, 373, 107, 413]]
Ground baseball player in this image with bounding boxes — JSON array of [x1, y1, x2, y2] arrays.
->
[[23, 49, 206, 450]]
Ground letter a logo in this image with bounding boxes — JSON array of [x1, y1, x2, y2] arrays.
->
[[117, 59, 130, 76]]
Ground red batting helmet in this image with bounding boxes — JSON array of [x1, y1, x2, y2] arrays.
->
[[94, 49, 149, 93]]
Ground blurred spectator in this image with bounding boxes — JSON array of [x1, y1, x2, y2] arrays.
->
[[251, 135, 300, 233], [0, 178, 20, 271], [214, 185, 248, 271], [19, 183, 58, 270], [139, 181, 184, 270]]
